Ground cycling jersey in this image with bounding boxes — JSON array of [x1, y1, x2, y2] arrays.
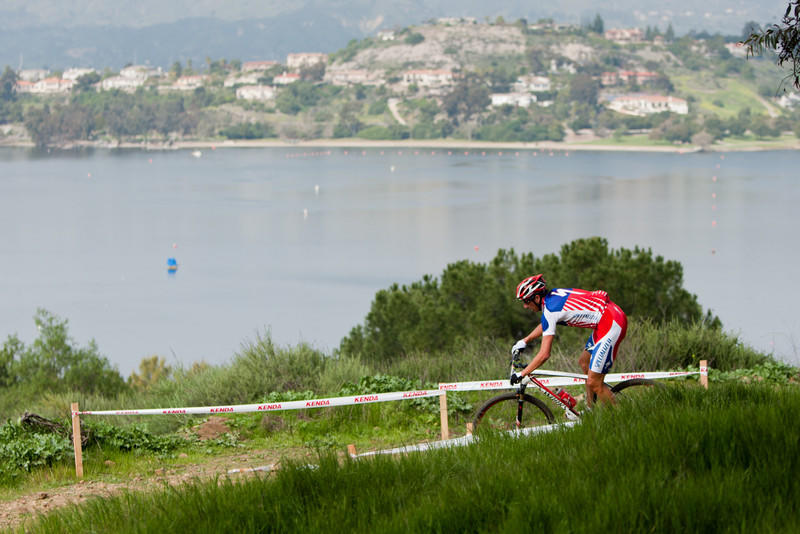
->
[[541, 288, 627, 374], [541, 288, 610, 335]]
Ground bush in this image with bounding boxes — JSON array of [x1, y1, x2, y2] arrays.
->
[[219, 122, 276, 139], [340, 238, 719, 363]]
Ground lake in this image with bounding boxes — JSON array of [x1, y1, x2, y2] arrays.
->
[[1, 146, 798, 375]]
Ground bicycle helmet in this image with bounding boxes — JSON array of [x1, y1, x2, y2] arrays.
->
[[516, 274, 547, 302]]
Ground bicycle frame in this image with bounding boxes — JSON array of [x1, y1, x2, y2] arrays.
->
[[514, 365, 582, 422]]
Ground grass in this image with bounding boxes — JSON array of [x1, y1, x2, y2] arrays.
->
[[670, 74, 771, 118], [16, 382, 800, 533]]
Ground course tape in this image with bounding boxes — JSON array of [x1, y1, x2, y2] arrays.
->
[[76, 388, 441, 416], [437, 370, 700, 392], [75, 369, 704, 416]]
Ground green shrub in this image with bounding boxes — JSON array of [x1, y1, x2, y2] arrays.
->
[[340, 239, 719, 363]]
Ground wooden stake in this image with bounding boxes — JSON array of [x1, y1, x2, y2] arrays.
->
[[71, 402, 84, 479], [439, 392, 449, 440], [700, 360, 709, 389], [347, 444, 357, 458]]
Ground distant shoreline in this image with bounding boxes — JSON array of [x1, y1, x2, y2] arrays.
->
[[2, 137, 799, 153]]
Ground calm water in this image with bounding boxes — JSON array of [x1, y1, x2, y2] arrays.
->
[[1, 146, 798, 375]]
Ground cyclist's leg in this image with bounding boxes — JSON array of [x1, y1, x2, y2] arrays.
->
[[586, 304, 626, 406]]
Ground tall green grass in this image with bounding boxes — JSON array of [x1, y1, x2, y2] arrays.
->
[[20, 383, 800, 533], [1, 319, 780, 433]]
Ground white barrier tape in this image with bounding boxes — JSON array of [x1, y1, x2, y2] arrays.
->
[[227, 464, 273, 475], [438, 370, 699, 392], [352, 421, 579, 458], [77, 388, 442, 416]]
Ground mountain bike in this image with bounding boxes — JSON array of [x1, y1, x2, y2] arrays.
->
[[472, 355, 663, 433]]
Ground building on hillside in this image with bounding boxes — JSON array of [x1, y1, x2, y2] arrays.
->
[[286, 53, 327, 70], [777, 92, 800, 109], [170, 75, 207, 91], [274, 72, 301, 85], [724, 42, 749, 58], [120, 65, 161, 80], [29, 77, 75, 94], [224, 72, 262, 87], [549, 59, 576, 74], [236, 85, 276, 101], [14, 80, 35, 93], [63, 68, 96, 80], [604, 28, 644, 44], [376, 30, 396, 41], [513, 75, 551, 93], [607, 94, 688, 116], [18, 69, 49, 82], [402, 69, 456, 87], [242, 60, 279, 72], [100, 75, 145, 92], [490, 92, 536, 108], [323, 69, 384, 86]]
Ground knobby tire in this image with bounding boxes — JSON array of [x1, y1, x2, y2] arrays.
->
[[472, 392, 555, 433]]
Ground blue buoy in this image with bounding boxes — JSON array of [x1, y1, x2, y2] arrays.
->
[[167, 257, 178, 273]]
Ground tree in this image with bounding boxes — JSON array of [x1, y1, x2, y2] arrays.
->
[[339, 238, 717, 362], [129, 355, 172, 390], [1, 66, 18, 102], [665, 23, 675, 42], [1, 309, 126, 395], [441, 74, 490, 122], [743, 2, 800, 89], [591, 14, 604, 34], [568, 73, 599, 105]]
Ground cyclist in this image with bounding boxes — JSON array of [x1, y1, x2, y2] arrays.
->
[[509, 274, 627, 406]]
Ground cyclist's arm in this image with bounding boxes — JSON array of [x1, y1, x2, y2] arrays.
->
[[520, 323, 543, 344], [519, 334, 554, 377]]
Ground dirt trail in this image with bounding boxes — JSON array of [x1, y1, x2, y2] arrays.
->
[[0, 449, 300, 531]]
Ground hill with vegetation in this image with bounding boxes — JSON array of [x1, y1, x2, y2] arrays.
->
[[1, 18, 799, 149]]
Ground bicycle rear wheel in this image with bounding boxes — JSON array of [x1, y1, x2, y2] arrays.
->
[[610, 378, 664, 397], [472, 392, 555, 434]]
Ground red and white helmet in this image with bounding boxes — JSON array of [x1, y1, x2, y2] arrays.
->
[[516, 274, 547, 302]]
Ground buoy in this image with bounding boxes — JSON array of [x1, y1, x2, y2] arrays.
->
[[167, 257, 178, 273], [390, 165, 396, 172], [314, 184, 320, 195], [172, 243, 178, 249], [191, 150, 202, 158], [303, 208, 309, 219]]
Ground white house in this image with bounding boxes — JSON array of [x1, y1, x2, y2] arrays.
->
[[725, 42, 749, 58], [224, 72, 262, 87], [274, 73, 301, 85], [236, 85, 276, 101], [63, 68, 96, 80], [402, 69, 455, 87], [608, 94, 688, 116], [14, 80, 35, 93], [604, 28, 644, 44], [120, 65, 161, 80], [100, 75, 144, 92], [286, 53, 327, 70], [18, 69, 49, 82], [272, 72, 300, 85], [490, 92, 536, 108], [30, 77, 75, 94], [514, 75, 551, 93], [376, 30, 396, 41], [170, 75, 207, 91]]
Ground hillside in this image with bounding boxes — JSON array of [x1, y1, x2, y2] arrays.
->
[[2, 20, 799, 149]]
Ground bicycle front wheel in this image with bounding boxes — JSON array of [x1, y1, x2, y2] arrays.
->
[[473, 393, 555, 434]]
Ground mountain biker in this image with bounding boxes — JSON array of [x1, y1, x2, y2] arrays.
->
[[509, 274, 627, 406]]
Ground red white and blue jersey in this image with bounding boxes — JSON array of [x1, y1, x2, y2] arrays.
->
[[540, 288, 610, 336]]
